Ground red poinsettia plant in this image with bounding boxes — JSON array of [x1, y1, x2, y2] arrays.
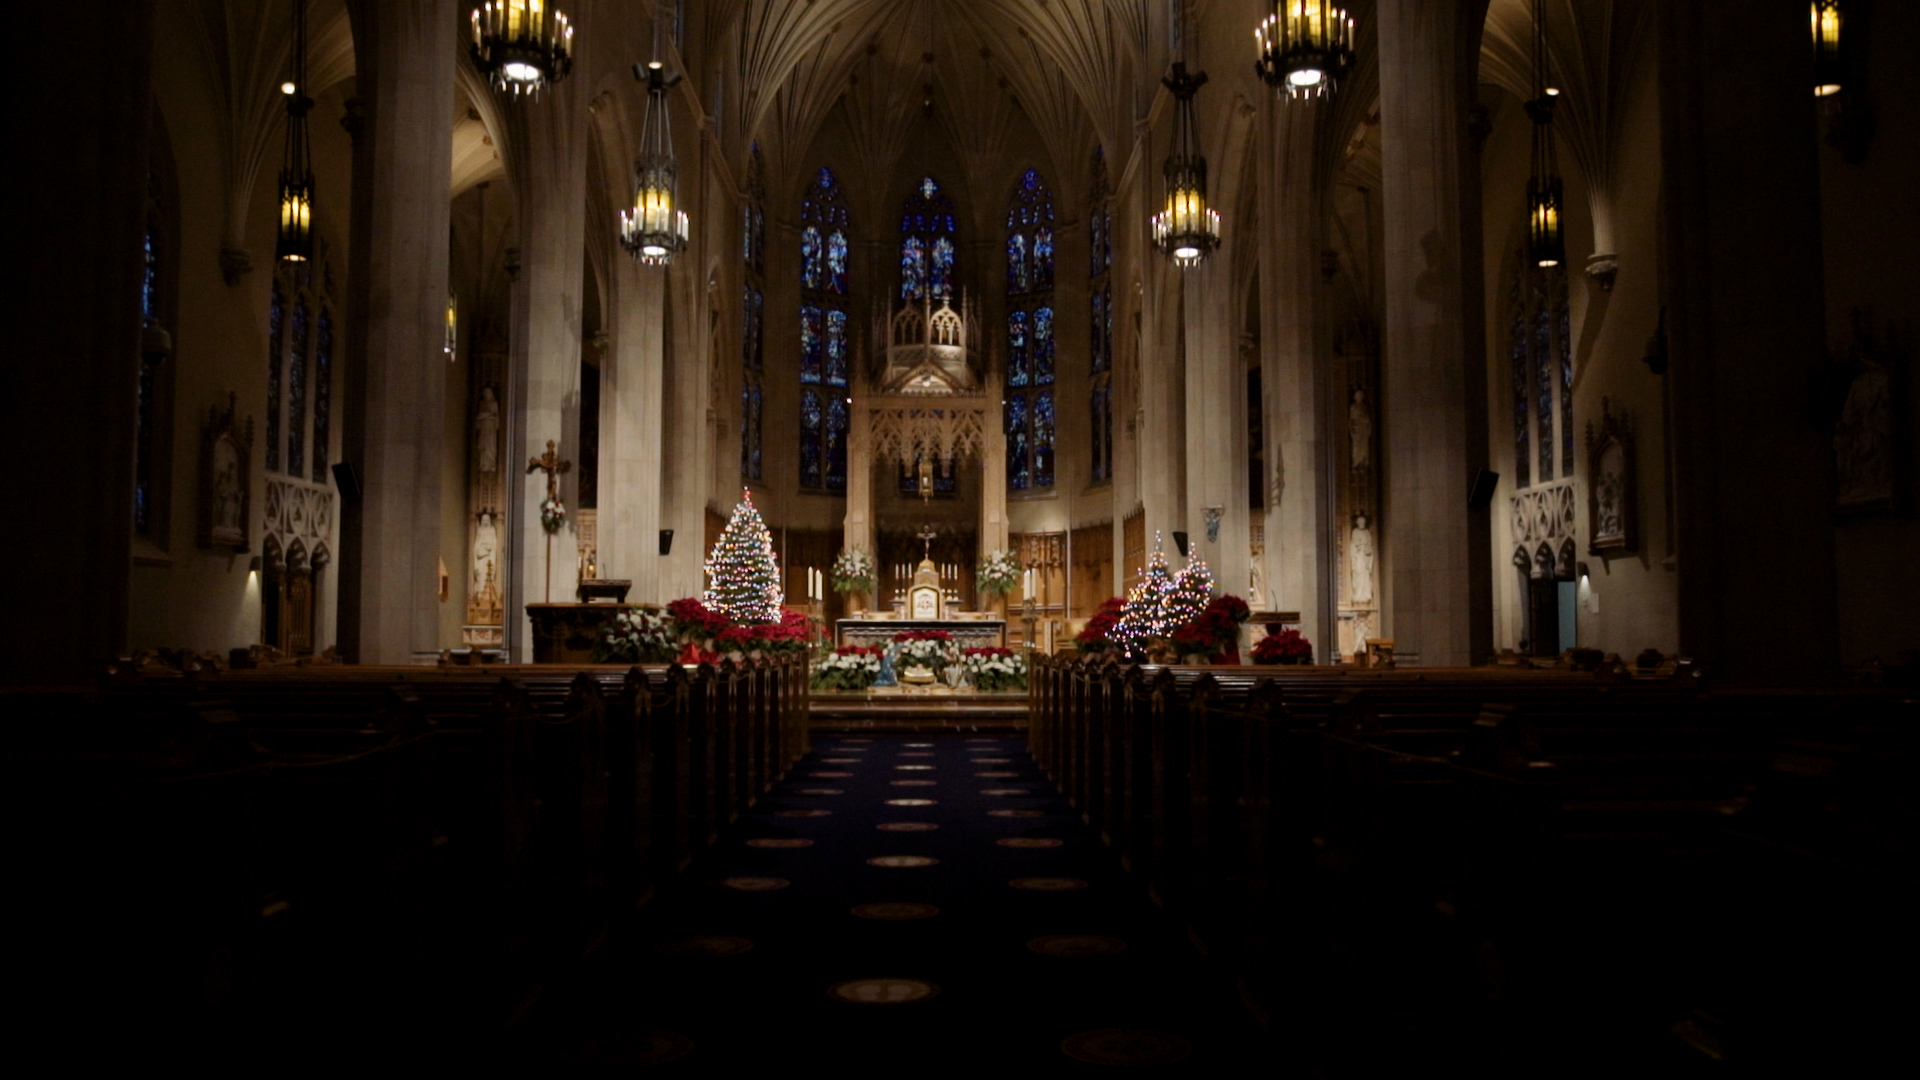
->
[[1251, 626, 1314, 665], [1171, 594, 1253, 663], [667, 597, 730, 641], [715, 608, 813, 655], [673, 641, 722, 666], [1076, 596, 1127, 654]]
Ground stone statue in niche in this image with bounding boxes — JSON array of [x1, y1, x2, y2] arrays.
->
[[1348, 389, 1372, 471], [1348, 513, 1375, 606], [198, 391, 252, 551], [1585, 398, 1637, 555], [1834, 314, 1898, 512], [474, 386, 500, 475], [471, 510, 498, 597], [1248, 535, 1267, 609]]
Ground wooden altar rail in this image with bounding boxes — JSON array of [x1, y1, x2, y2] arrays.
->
[[1025, 655, 1916, 1070], [2, 656, 809, 1060]]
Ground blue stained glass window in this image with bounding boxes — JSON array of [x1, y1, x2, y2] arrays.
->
[[743, 287, 763, 370], [825, 309, 848, 386], [900, 177, 957, 303], [800, 304, 824, 383], [1558, 285, 1574, 478], [801, 225, 822, 291], [900, 236, 928, 302], [142, 229, 157, 320], [266, 282, 283, 472], [289, 296, 308, 477], [1006, 395, 1030, 490], [1008, 233, 1028, 294], [827, 230, 849, 295], [1034, 389, 1055, 489], [313, 308, 332, 481], [1008, 310, 1029, 387], [1034, 307, 1054, 384], [1092, 290, 1108, 373], [826, 396, 848, 491], [1536, 305, 1554, 480], [1033, 227, 1054, 290], [800, 388, 823, 489], [1511, 305, 1530, 489], [931, 236, 954, 301]]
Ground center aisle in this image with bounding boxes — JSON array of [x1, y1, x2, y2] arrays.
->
[[510, 731, 1267, 1071]]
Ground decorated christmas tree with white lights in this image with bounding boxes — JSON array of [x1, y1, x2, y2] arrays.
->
[[1113, 534, 1178, 658], [1165, 556, 1216, 630], [704, 492, 783, 624]]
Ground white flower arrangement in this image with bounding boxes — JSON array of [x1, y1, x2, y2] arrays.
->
[[894, 636, 958, 668], [976, 548, 1022, 597], [962, 647, 1028, 692], [540, 495, 567, 535], [593, 606, 676, 664], [811, 645, 884, 690], [831, 547, 876, 595]]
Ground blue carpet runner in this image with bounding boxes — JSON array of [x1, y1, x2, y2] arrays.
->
[[510, 732, 1266, 1071]]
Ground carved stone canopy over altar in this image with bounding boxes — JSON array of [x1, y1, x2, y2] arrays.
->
[[864, 297, 991, 470]]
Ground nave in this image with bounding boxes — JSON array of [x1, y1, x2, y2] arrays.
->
[[508, 733, 1260, 1072]]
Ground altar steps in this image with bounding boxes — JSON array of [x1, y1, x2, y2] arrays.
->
[[807, 690, 1028, 731]]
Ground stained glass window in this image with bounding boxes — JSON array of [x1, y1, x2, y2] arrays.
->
[[1510, 305, 1531, 490], [1558, 280, 1574, 478], [1508, 254, 1574, 489], [135, 224, 159, 533], [266, 281, 283, 472], [899, 177, 957, 303], [1536, 304, 1554, 481], [1090, 149, 1114, 485], [801, 166, 851, 491], [288, 295, 309, 478], [741, 383, 763, 480], [1006, 169, 1057, 490], [312, 308, 332, 481]]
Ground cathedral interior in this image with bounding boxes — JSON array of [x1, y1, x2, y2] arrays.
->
[[8, 0, 1916, 1072]]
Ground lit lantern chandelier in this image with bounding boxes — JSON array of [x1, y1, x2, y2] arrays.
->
[[620, 61, 690, 265], [1524, 0, 1565, 269], [470, 1, 574, 98], [1254, 1, 1356, 100], [1151, 63, 1221, 268], [275, 0, 314, 262], [1812, 1, 1844, 97]]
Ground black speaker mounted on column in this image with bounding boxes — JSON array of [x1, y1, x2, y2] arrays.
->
[[1468, 468, 1499, 510], [331, 462, 362, 503], [1172, 531, 1190, 557], [659, 529, 674, 555]]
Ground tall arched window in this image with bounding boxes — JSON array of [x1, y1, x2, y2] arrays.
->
[[1005, 169, 1056, 491], [899, 176, 957, 304], [134, 156, 177, 546], [1089, 148, 1114, 485], [741, 144, 765, 481], [1506, 252, 1573, 489], [800, 166, 850, 492], [268, 264, 336, 483]]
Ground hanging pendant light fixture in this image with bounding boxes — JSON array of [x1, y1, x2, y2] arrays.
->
[[470, 1, 574, 98], [1152, 63, 1221, 268], [1811, 1, 1844, 97], [275, 0, 314, 263], [1524, 0, 1565, 269], [619, 61, 689, 265], [1254, 1, 1356, 100]]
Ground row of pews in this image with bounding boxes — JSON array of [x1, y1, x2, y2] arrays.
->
[[1028, 655, 1914, 1074], [5, 657, 809, 1064]]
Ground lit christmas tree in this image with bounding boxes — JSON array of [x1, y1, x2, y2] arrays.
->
[[1113, 534, 1177, 658], [704, 491, 783, 624], [1164, 556, 1216, 630]]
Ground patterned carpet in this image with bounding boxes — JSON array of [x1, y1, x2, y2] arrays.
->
[[508, 732, 1268, 1071]]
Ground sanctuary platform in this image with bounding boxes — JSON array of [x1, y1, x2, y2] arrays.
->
[[807, 688, 1027, 731]]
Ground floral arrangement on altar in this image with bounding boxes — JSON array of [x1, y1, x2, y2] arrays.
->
[[1252, 626, 1314, 665], [962, 646, 1027, 692], [1171, 594, 1251, 664], [811, 644, 884, 691], [831, 547, 876, 596], [1076, 597, 1127, 655], [976, 549, 1022, 598], [590, 606, 678, 664], [892, 629, 958, 668], [539, 495, 567, 534]]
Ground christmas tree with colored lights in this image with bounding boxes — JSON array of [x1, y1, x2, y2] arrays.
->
[[1165, 556, 1216, 630], [704, 491, 783, 624], [1113, 534, 1178, 658]]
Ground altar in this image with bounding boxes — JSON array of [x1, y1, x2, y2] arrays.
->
[[835, 617, 1006, 651]]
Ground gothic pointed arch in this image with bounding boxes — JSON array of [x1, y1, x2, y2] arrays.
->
[[799, 165, 851, 492]]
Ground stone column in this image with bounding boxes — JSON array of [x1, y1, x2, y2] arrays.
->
[[843, 373, 873, 554], [8, 3, 154, 681], [1660, 0, 1836, 681], [660, 272, 710, 602], [980, 366, 1009, 552], [1261, 102, 1332, 648], [337, 0, 456, 664], [1140, 276, 1187, 549], [600, 257, 664, 603], [1375, 0, 1486, 667], [505, 78, 588, 657], [1183, 262, 1250, 602]]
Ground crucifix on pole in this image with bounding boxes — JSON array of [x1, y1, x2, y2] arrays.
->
[[528, 438, 571, 601]]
